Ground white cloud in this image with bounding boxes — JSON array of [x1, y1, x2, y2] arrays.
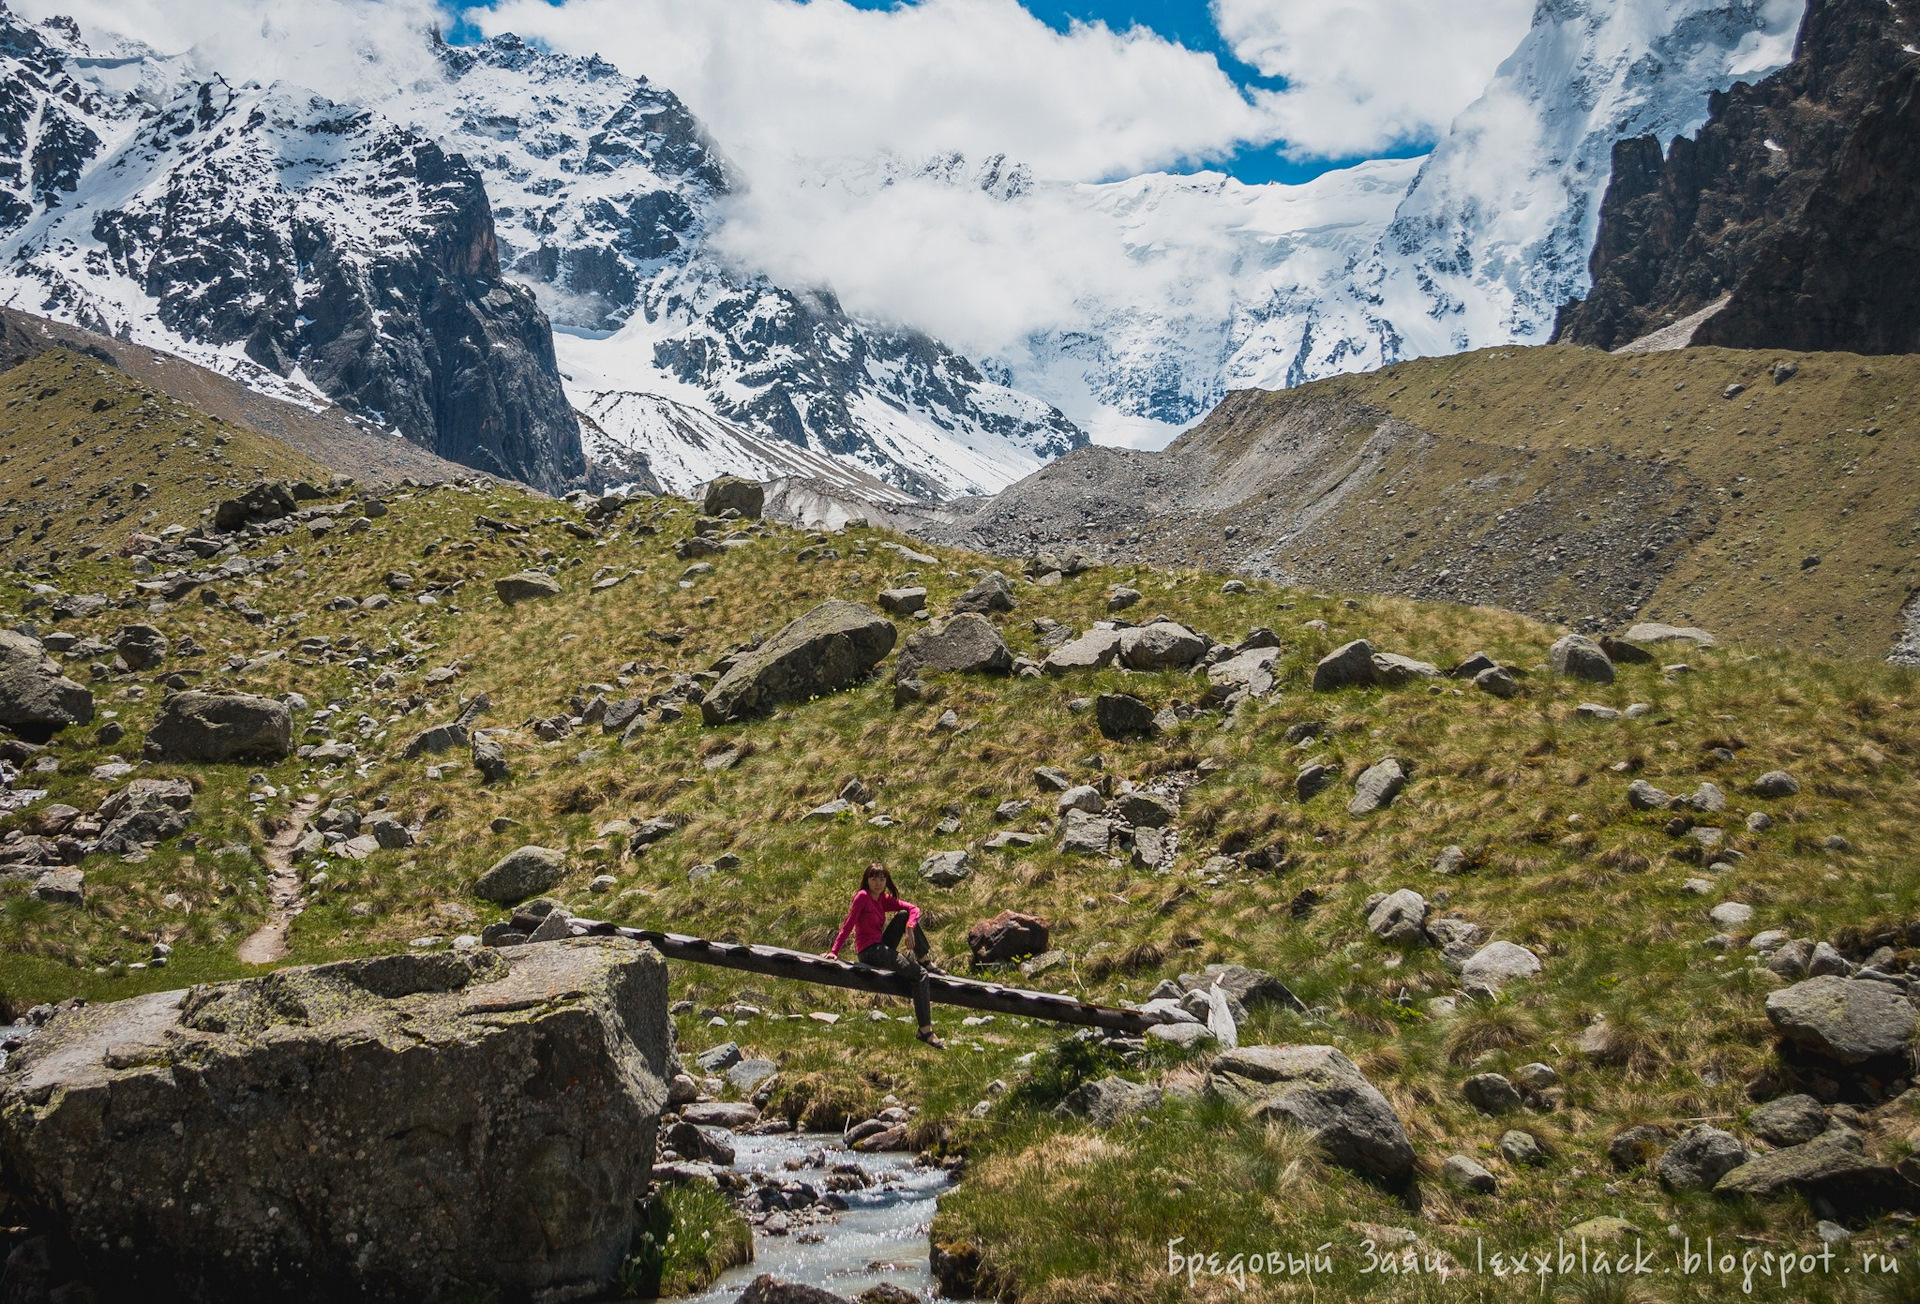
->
[[1212, 0, 1537, 158], [473, 0, 1277, 182], [11, 0, 449, 104]]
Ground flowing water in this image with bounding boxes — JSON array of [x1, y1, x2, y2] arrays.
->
[[684, 1131, 955, 1302]]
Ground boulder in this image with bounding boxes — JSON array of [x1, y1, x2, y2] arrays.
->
[[0, 943, 670, 1302], [1204, 1045, 1415, 1182], [1765, 976, 1917, 1063], [1115, 791, 1177, 828], [1095, 693, 1158, 740], [1205, 646, 1279, 703], [494, 571, 562, 605], [1057, 809, 1112, 856], [1117, 622, 1208, 671], [474, 846, 568, 904], [1370, 652, 1440, 685], [1442, 1155, 1496, 1194], [702, 601, 897, 724], [1054, 1075, 1161, 1128], [1748, 1094, 1829, 1147], [1627, 780, 1674, 811], [213, 481, 296, 531], [1657, 1125, 1749, 1192], [1366, 889, 1428, 944], [1549, 634, 1615, 684], [702, 476, 765, 519], [1178, 965, 1306, 1014], [1625, 623, 1716, 647], [876, 587, 927, 617], [404, 722, 469, 758], [1460, 941, 1542, 992], [918, 850, 972, 888], [1752, 771, 1801, 799], [967, 912, 1049, 964], [951, 572, 1014, 615], [1312, 640, 1376, 691], [1348, 758, 1407, 815], [472, 736, 510, 784], [736, 1276, 851, 1304], [1609, 1124, 1667, 1171], [896, 614, 1013, 679], [1462, 1073, 1522, 1114], [1715, 1130, 1919, 1212], [1042, 628, 1123, 674], [111, 624, 169, 671], [1473, 666, 1519, 698], [144, 692, 291, 764], [0, 630, 93, 740]]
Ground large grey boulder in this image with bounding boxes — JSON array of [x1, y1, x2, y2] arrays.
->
[[1366, 889, 1428, 944], [111, 624, 169, 671], [1095, 693, 1158, 740], [896, 614, 1013, 680], [703, 476, 765, 519], [213, 481, 296, 531], [1042, 628, 1123, 674], [1117, 622, 1207, 670], [952, 572, 1015, 615], [144, 692, 291, 764], [918, 850, 972, 888], [1657, 1125, 1749, 1192], [1348, 759, 1407, 815], [1370, 652, 1440, 685], [702, 601, 897, 724], [1205, 1045, 1415, 1182], [1748, 1094, 1829, 1147], [0, 942, 670, 1302], [1205, 646, 1279, 703], [1550, 634, 1615, 684], [1177, 965, 1306, 1014], [1312, 640, 1376, 691], [0, 630, 93, 740], [1715, 1130, 1918, 1211], [495, 570, 563, 605], [1765, 976, 1917, 1063], [1460, 940, 1542, 992], [475, 846, 568, 903]]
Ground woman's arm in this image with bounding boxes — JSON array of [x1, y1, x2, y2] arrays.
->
[[880, 893, 920, 930], [825, 894, 862, 957]]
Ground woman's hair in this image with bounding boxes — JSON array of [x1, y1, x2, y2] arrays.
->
[[859, 861, 900, 898]]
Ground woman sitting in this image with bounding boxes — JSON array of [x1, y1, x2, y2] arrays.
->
[[824, 862, 944, 1047]]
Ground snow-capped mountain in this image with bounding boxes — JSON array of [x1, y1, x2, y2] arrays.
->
[[0, 7, 587, 492], [989, 0, 1807, 441], [389, 35, 1085, 499]]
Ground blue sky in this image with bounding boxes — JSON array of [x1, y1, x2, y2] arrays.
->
[[444, 0, 1431, 184]]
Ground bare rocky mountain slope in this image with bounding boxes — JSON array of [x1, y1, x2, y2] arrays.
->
[[1557, 0, 1920, 354], [900, 343, 1920, 659]]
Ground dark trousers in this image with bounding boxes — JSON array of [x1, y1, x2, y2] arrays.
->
[[859, 912, 931, 1028]]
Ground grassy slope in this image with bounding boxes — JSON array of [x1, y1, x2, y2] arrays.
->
[[3, 358, 1920, 1299], [1244, 344, 1920, 657]]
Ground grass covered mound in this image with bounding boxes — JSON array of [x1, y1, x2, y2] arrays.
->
[[3, 357, 1920, 1299]]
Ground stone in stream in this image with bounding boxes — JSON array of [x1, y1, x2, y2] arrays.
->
[[0, 630, 93, 741], [735, 1274, 852, 1304], [144, 692, 291, 764], [1752, 770, 1801, 798], [494, 570, 562, 605], [701, 601, 896, 724], [0, 942, 670, 1302], [1204, 1046, 1415, 1182], [473, 846, 568, 904]]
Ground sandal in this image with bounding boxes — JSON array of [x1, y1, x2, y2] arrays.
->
[[916, 1027, 946, 1049]]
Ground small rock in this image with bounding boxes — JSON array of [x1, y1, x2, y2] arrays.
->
[[1549, 634, 1614, 684], [1462, 1073, 1522, 1114], [1347, 758, 1407, 815], [1442, 1154, 1496, 1193], [1752, 771, 1800, 799], [918, 850, 972, 888], [1657, 1125, 1748, 1192], [1501, 1130, 1544, 1166]]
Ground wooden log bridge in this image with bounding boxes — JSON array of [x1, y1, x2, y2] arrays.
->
[[570, 920, 1163, 1034]]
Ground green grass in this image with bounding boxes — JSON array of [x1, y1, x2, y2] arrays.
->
[[620, 1178, 753, 1298], [4, 360, 1920, 1299]]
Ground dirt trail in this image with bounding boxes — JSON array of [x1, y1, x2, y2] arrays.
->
[[237, 793, 323, 966]]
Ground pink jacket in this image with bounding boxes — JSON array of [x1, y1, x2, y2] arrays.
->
[[829, 888, 919, 956]]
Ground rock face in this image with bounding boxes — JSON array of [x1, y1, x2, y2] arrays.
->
[[1557, 0, 1920, 358], [896, 614, 1013, 680], [0, 942, 671, 1301], [0, 630, 93, 741], [1766, 976, 1917, 1063], [143, 692, 291, 764], [701, 601, 896, 724], [1204, 1045, 1416, 1183]]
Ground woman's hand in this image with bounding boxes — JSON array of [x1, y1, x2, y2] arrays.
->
[[820, 950, 838, 961]]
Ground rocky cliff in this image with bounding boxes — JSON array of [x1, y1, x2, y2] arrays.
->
[[0, 7, 587, 493], [1556, 0, 1920, 353]]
